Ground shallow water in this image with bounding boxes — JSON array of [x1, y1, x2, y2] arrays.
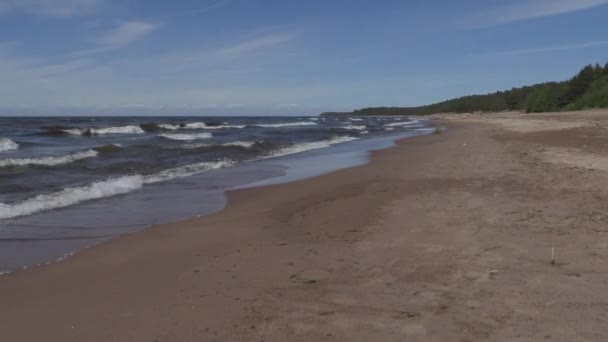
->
[[0, 116, 431, 272]]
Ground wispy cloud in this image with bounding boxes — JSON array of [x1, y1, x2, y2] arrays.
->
[[72, 20, 160, 56], [0, 30, 297, 107], [468, 0, 608, 27], [129, 32, 295, 74], [0, 0, 102, 17], [100, 21, 160, 48], [495, 40, 608, 56], [161, 0, 233, 19]]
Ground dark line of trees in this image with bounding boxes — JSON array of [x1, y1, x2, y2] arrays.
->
[[321, 62, 608, 116]]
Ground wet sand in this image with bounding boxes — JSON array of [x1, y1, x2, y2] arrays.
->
[[2, 111, 608, 341]]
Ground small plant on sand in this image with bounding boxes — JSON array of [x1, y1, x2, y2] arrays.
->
[[433, 127, 442, 135]]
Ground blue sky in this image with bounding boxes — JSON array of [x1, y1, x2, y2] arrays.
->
[[1, 0, 608, 115]]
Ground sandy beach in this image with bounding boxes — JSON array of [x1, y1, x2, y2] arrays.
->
[[2, 111, 608, 341]]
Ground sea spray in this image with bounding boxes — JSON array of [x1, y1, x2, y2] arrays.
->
[[0, 138, 18, 152]]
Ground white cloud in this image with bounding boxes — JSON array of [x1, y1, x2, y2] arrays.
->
[[124, 32, 294, 74], [100, 21, 160, 48], [0, 0, 101, 17], [71, 21, 160, 56], [469, 0, 608, 27], [0, 30, 297, 107], [495, 40, 608, 56]]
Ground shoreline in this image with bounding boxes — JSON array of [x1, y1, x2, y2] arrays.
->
[[0, 126, 432, 273], [3, 111, 608, 340]]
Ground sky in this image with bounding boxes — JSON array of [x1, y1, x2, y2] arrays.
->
[[0, 0, 608, 115]]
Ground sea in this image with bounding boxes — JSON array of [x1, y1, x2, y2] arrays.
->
[[0, 115, 432, 272]]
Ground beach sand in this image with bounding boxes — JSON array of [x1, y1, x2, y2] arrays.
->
[[3, 110, 608, 341]]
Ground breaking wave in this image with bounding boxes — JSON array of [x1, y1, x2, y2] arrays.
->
[[184, 141, 257, 149], [184, 122, 245, 130], [160, 132, 213, 141], [384, 119, 419, 127], [266, 136, 358, 158], [253, 122, 317, 128], [144, 159, 232, 184], [0, 160, 232, 220], [338, 125, 367, 131], [0, 138, 18, 152], [61, 125, 145, 136], [139, 123, 182, 132], [0, 149, 98, 168]]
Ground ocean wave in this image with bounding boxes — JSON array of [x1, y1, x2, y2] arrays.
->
[[158, 124, 182, 130], [349, 118, 364, 121], [139, 123, 182, 132], [184, 141, 257, 149], [0, 159, 232, 220], [384, 119, 419, 127], [0, 149, 98, 168], [338, 125, 367, 131], [0, 138, 18, 152], [266, 136, 358, 158], [0, 175, 145, 220], [253, 122, 317, 128], [184, 122, 245, 130], [92, 144, 122, 154], [145, 159, 232, 184], [60, 125, 146, 136], [160, 132, 213, 141]]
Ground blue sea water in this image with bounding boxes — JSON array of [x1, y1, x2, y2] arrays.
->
[[0, 115, 431, 272]]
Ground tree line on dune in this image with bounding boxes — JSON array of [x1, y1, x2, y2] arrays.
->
[[321, 62, 608, 116]]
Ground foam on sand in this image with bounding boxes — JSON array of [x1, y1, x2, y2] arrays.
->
[[0, 149, 98, 167], [0, 138, 18, 152], [160, 132, 213, 141]]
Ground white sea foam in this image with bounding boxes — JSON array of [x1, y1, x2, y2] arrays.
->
[[158, 124, 181, 130], [349, 118, 364, 121], [64, 125, 145, 135], [385, 127, 395, 131], [145, 160, 232, 184], [267, 136, 358, 158], [221, 141, 256, 148], [205, 125, 246, 130], [183, 141, 257, 149], [0, 149, 98, 167], [0, 175, 145, 220], [160, 132, 213, 141], [384, 119, 419, 127], [184, 122, 244, 130], [254, 122, 317, 128], [0, 138, 18, 152], [339, 125, 367, 131], [0, 159, 233, 220]]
